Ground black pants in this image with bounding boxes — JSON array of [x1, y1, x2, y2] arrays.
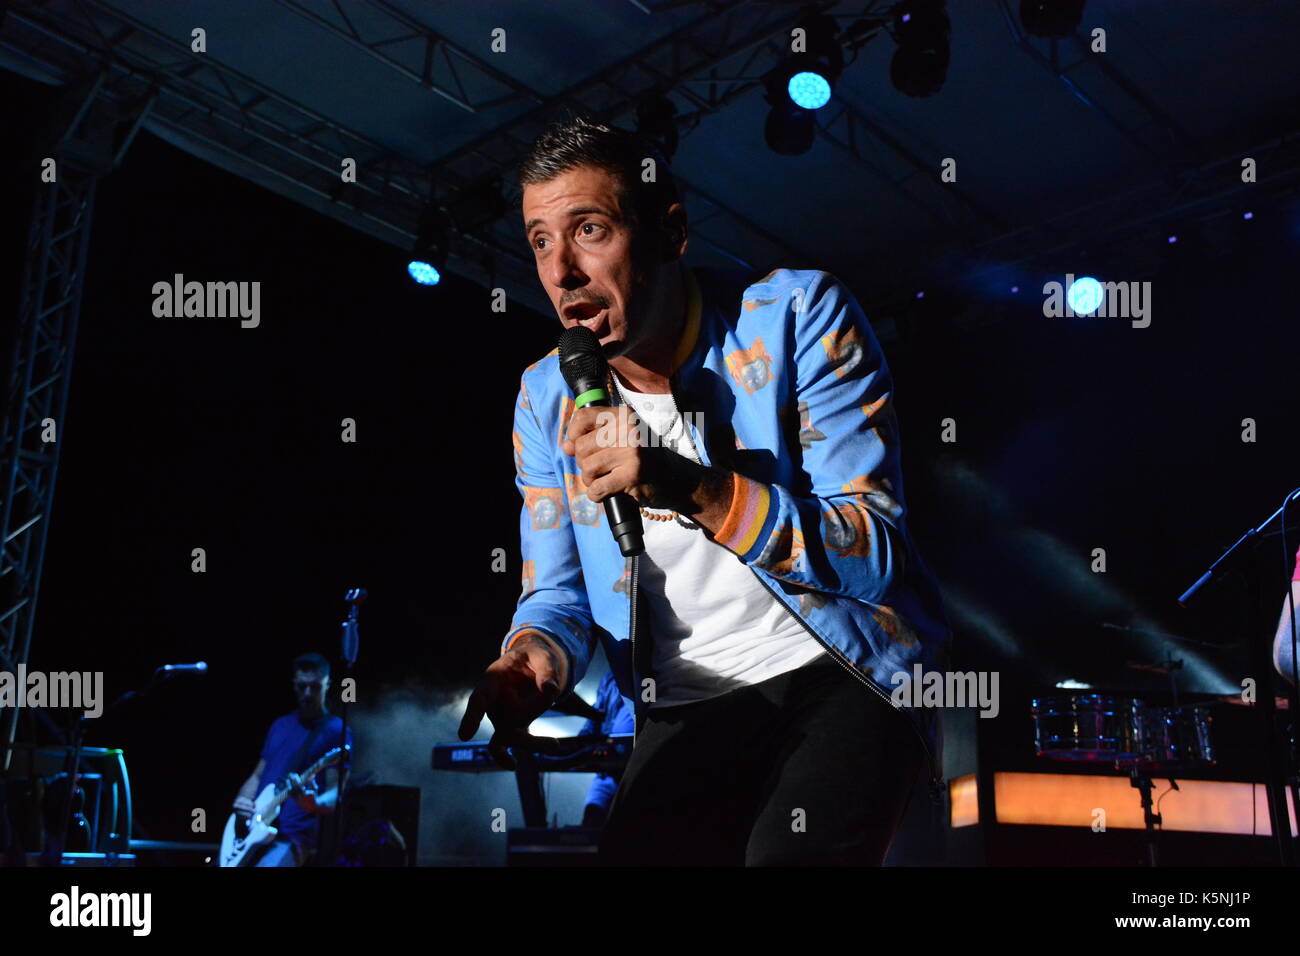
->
[[598, 652, 926, 866]]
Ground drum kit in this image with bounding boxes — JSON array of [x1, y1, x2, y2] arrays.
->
[[1030, 692, 1215, 866], [1030, 694, 1214, 768]]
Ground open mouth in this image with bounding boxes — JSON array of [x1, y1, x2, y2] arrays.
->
[[564, 305, 610, 337], [563, 301, 607, 324]]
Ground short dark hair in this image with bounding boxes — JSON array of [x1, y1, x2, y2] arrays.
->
[[516, 113, 681, 243], [292, 652, 330, 680]]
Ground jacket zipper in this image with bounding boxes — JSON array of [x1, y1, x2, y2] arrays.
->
[[747, 568, 943, 798]]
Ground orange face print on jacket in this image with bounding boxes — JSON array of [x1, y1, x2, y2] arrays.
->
[[564, 472, 601, 527], [556, 395, 576, 449], [821, 323, 864, 378], [822, 501, 873, 557], [512, 429, 526, 476], [725, 337, 775, 394], [523, 486, 564, 530]]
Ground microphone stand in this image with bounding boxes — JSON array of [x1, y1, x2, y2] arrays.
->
[[41, 708, 89, 867], [43, 666, 181, 866], [1179, 491, 1300, 865], [330, 587, 364, 864]]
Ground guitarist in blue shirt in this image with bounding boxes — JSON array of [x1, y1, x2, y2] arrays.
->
[[232, 653, 351, 866]]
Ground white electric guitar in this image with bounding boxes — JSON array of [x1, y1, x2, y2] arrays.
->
[[219, 746, 344, 867]]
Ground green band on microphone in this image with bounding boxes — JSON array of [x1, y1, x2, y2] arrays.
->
[[574, 388, 607, 408]]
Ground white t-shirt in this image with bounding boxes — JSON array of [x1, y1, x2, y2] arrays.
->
[[615, 381, 826, 707]]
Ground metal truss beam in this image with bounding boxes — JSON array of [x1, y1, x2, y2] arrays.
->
[[272, 0, 539, 115], [995, 0, 1196, 176], [967, 125, 1300, 271], [863, 124, 1300, 343], [662, 14, 1007, 247], [424, 0, 845, 272], [0, 0, 835, 304], [273, 0, 832, 271], [0, 0, 551, 310], [1, 0, 1013, 301], [0, 157, 99, 771]]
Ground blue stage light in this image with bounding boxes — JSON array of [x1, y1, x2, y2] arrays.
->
[[407, 261, 441, 285], [762, 14, 842, 154], [788, 71, 832, 109], [1067, 276, 1103, 315]]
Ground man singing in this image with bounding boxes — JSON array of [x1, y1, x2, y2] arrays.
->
[[459, 115, 950, 865]]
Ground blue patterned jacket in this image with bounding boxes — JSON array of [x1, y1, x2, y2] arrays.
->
[[502, 264, 951, 790]]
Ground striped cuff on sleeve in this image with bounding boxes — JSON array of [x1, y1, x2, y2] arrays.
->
[[714, 473, 779, 563]]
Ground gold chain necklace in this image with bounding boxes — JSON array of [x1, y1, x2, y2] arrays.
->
[[609, 372, 701, 524]]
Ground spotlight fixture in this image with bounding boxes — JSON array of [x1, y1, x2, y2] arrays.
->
[[762, 95, 816, 156], [763, 13, 843, 155], [788, 69, 832, 110], [1019, 0, 1085, 39], [786, 13, 843, 109], [1067, 276, 1103, 315], [408, 203, 453, 286], [890, 0, 950, 97]]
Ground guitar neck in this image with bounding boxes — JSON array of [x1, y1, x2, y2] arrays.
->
[[270, 747, 343, 811]]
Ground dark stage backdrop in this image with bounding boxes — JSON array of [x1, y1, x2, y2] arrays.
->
[[4, 68, 1298, 858], [1, 70, 564, 855]]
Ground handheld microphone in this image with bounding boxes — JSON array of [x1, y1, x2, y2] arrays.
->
[[557, 326, 645, 557]]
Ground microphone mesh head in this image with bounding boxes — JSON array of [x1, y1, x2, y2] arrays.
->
[[558, 325, 607, 393]]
